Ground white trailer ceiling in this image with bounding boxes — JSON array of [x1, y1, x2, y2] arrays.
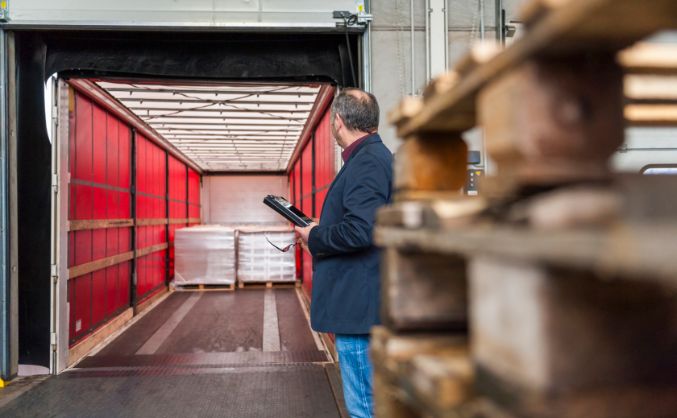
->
[[97, 80, 321, 172]]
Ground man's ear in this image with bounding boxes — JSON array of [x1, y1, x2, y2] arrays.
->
[[335, 114, 345, 130]]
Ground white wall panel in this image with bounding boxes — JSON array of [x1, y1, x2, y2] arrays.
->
[[371, 0, 525, 157], [613, 128, 677, 172], [204, 175, 288, 225], [7, 0, 358, 27], [372, 30, 427, 151]]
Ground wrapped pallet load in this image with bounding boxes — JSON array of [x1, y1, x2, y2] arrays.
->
[[237, 225, 296, 285], [174, 225, 236, 286]]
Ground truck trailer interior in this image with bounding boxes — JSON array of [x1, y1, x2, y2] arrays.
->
[[1, 28, 361, 416]]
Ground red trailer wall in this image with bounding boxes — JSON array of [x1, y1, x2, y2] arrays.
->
[[289, 104, 336, 298], [68, 91, 133, 345], [135, 134, 167, 302], [314, 111, 335, 215], [188, 168, 201, 226], [168, 156, 187, 278], [290, 162, 302, 281], [300, 143, 314, 294], [68, 85, 201, 346]]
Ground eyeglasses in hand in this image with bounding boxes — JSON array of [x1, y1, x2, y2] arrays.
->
[[265, 235, 298, 252]]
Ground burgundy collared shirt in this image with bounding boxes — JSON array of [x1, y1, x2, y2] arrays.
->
[[341, 133, 373, 162]]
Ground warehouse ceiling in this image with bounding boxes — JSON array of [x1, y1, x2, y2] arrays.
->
[[97, 80, 322, 172]]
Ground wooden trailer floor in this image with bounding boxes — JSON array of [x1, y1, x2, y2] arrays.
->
[[0, 288, 347, 418]]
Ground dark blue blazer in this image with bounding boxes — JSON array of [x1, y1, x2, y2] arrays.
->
[[307, 134, 393, 334]]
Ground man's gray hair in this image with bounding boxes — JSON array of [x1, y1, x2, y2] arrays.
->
[[331, 88, 380, 132]]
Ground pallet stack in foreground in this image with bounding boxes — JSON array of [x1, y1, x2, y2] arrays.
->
[[374, 0, 677, 417]]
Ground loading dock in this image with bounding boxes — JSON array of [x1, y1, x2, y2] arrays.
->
[[0, 7, 365, 378], [1, 288, 348, 417], [2, 24, 361, 378], [0, 24, 356, 413]]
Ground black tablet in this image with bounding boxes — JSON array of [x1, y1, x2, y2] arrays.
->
[[263, 195, 313, 227]]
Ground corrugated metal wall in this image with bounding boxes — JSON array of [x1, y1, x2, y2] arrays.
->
[[68, 88, 201, 346]]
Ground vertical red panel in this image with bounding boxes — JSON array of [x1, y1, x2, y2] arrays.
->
[[91, 270, 107, 326], [74, 94, 93, 182], [105, 265, 118, 317], [301, 144, 313, 213], [167, 157, 191, 279], [293, 163, 300, 207], [301, 169, 313, 295], [118, 126, 131, 189], [68, 232, 75, 268], [287, 103, 335, 296], [70, 93, 94, 344], [288, 162, 302, 283], [135, 135, 168, 301], [118, 262, 130, 309], [68, 89, 133, 344], [106, 116, 119, 190], [73, 275, 92, 341], [92, 229, 106, 261], [187, 168, 200, 223], [69, 86, 206, 342], [92, 106, 107, 185], [74, 231, 92, 266], [68, 282, 75, 341], [300, 143, 314, 293], [289, 163, 295, 205], [314, 110, 334, 216], [74, 184, 92, 221]]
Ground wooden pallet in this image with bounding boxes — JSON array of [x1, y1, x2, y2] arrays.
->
[[371, 327, 473, 418], [376, 175, 677, 286], [390, 0, 677, 138], [237, 281, 300, 290], [375, 1, 677, 416], [174, 283, 235, 292]]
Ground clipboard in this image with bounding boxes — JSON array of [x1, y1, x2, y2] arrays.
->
[[263, 195, 314, 227]]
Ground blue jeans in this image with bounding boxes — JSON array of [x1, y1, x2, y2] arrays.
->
[[335, 334, 374, 418]]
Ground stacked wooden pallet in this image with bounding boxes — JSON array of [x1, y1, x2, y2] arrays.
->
[[373, 0, 677, 417]]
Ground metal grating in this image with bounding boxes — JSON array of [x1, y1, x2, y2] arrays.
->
[[0, 366, 342, 418], [97, 81, 323, 172]]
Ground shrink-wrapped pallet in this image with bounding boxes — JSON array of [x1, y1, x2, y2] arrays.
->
[[237, 225, 296, 283], [174, 225, 236, 285]]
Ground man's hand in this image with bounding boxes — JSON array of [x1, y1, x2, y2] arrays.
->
[[295, 222, 318, 254]]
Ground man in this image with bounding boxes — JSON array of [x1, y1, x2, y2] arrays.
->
[[296, 88, 393, 418]]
